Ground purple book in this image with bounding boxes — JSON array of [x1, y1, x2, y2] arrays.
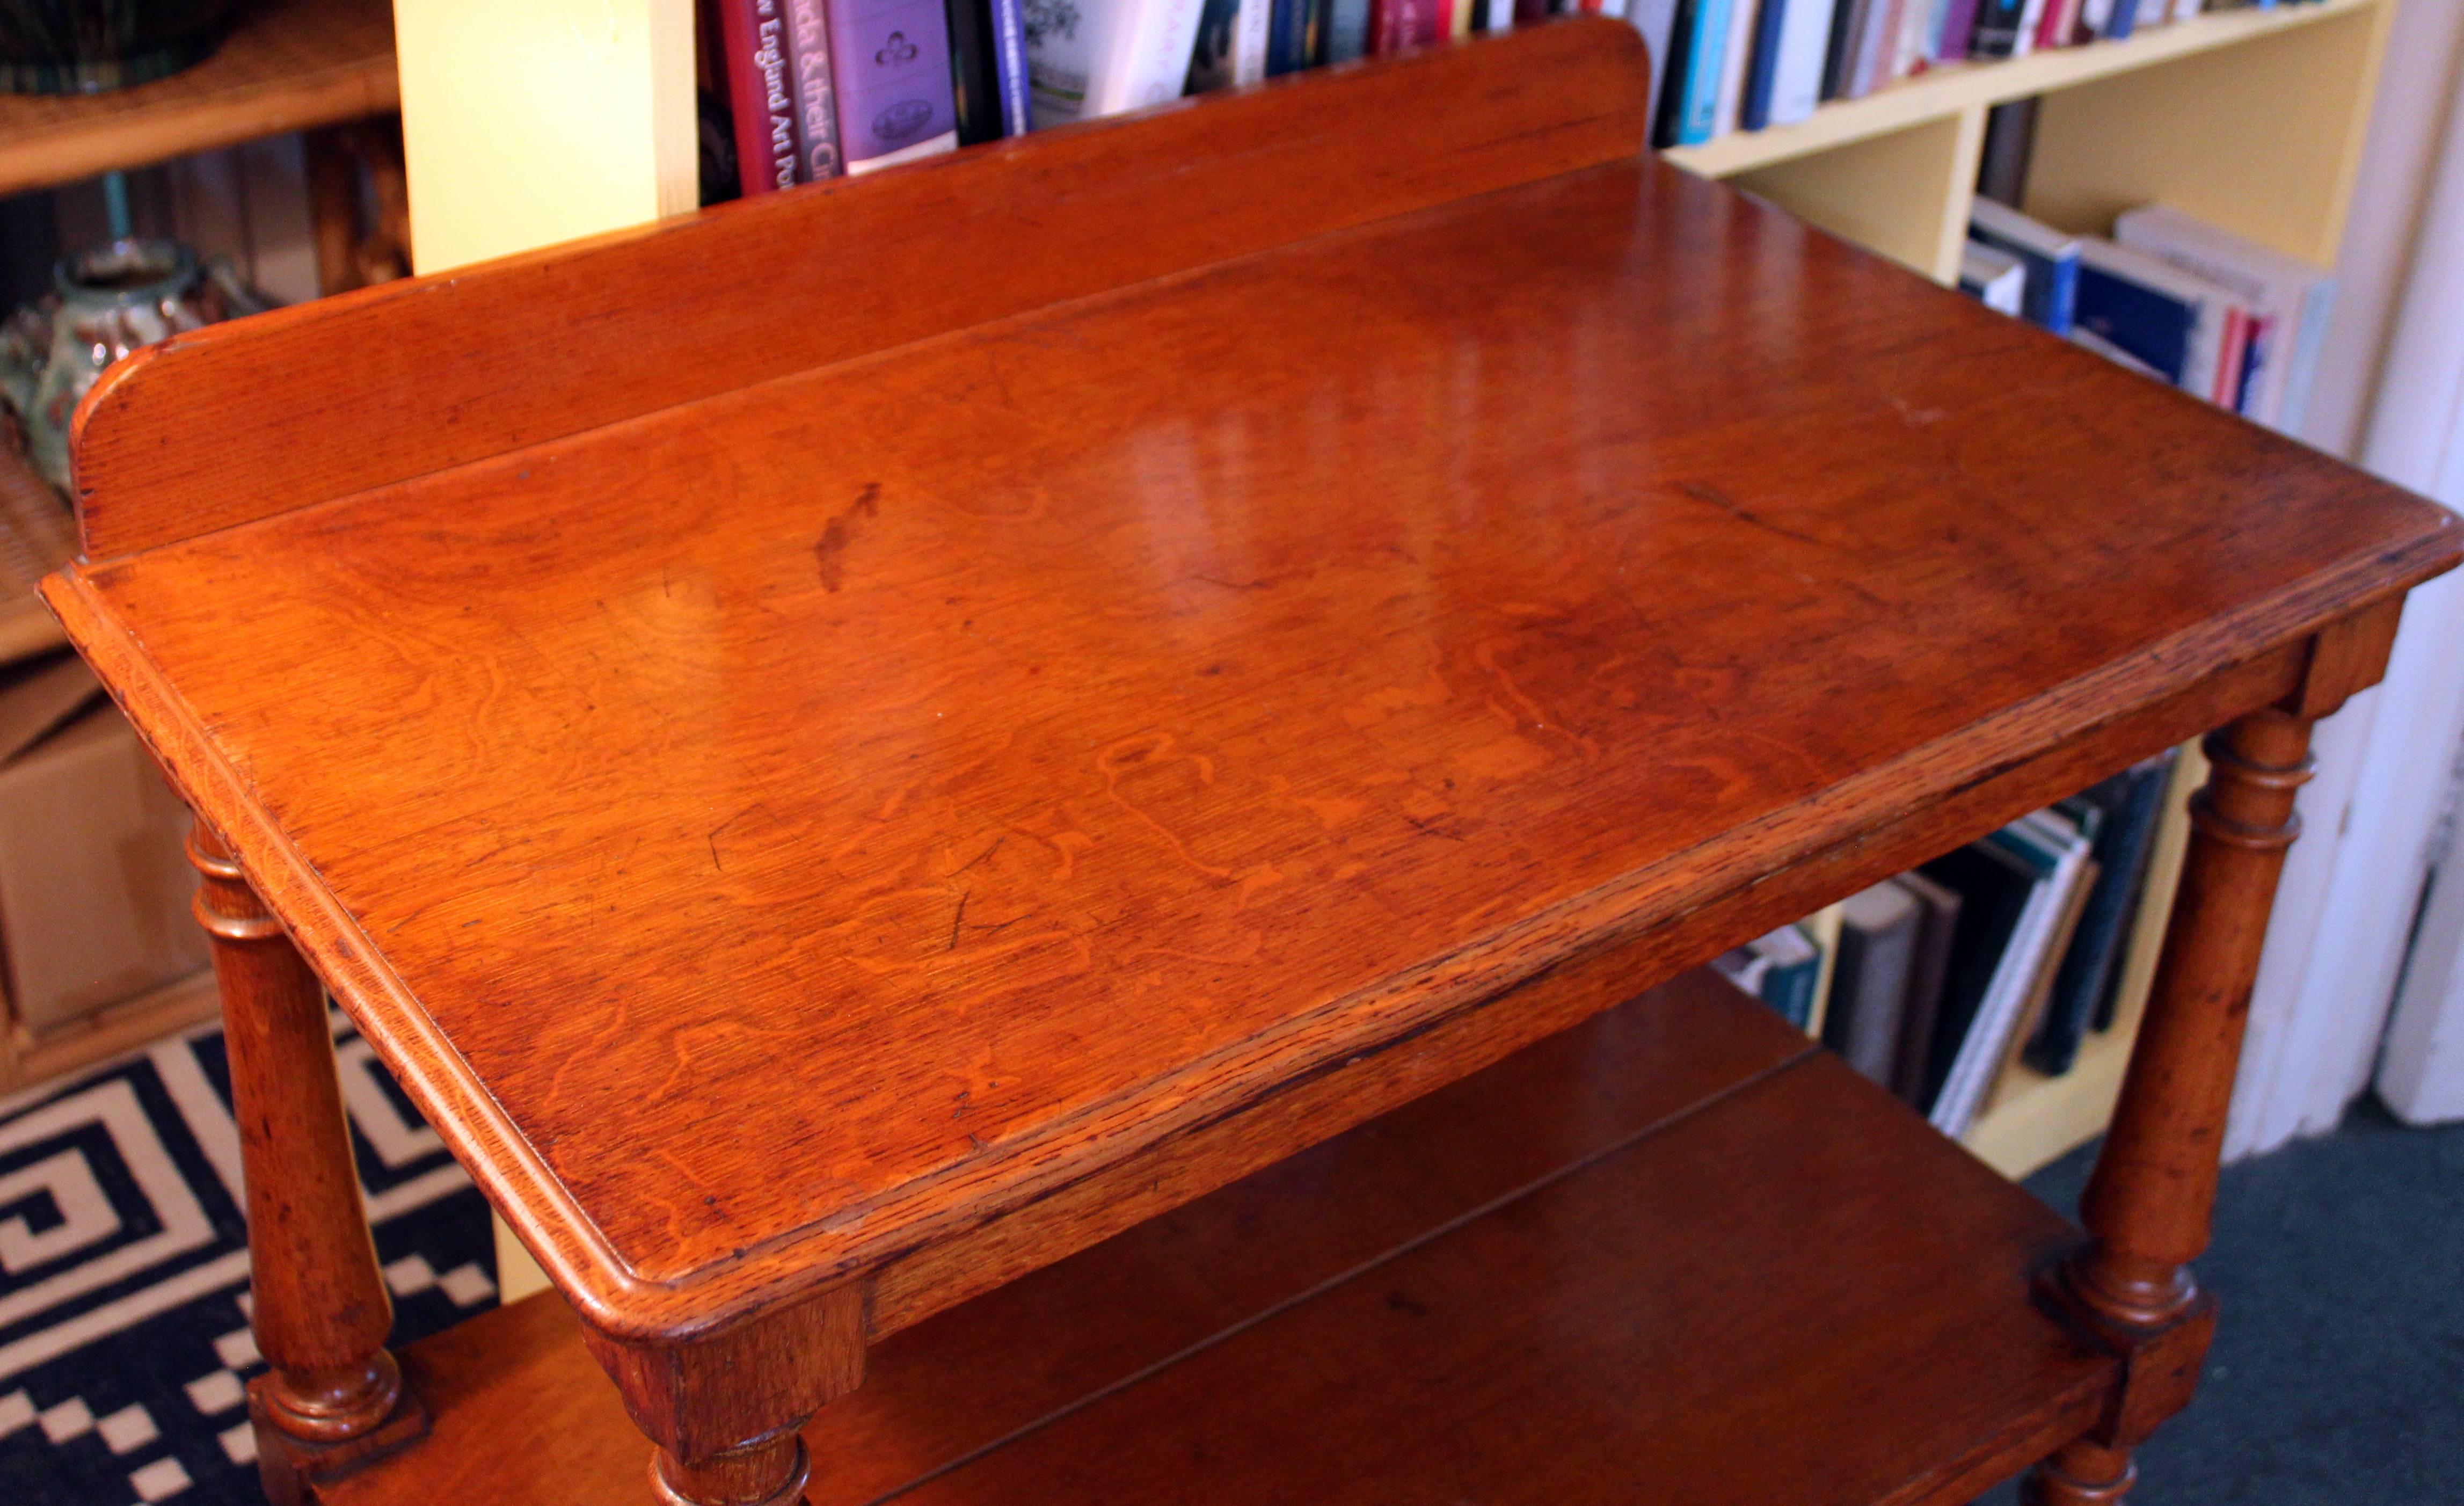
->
[[1936, 0, 1982, 61], [826, 0, 960, 172]]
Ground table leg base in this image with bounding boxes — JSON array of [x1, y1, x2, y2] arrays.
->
[[249, 1379, 431, 1506]]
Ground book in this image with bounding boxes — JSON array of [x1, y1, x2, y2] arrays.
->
[[1934, 0, 1982, 60], [2067, 324, 2169, 382], [1846, 0, 1902, 96], [831, 0, 963, 170], [2113, 202, 2336, 433], [1970, 198, 2080, 335], [1823, 881, 1922, 1086], [1746, 0, 1834, 129], [1960, 241, 2026, 316], [1187, 0, 1244, 90], [1713, 0, 1762, 137], [1970, 0, 2026, 55], [2074, 236, 2242, 397], [1029, 0, 1213, 126], [1671, 0, 1740, 144], [1981, 849, 2100, 1112], [782, 0, 845, 177], [989, 0, 1036, 134], [2009, 0, 2047, 54], [1368, 0, 1449, 52], [719, 0, 802, 196], [1889, 870, 1963, 1107], [2026, 752, 2176, 1074], [949, 0, 1005, 145], [1630, 0, 1684, 128], [1820, 0, 1868, 100], [1326, 0, 1374, 60], [1713, 922, 1825, 1031], [1925, 812, 2094, 1137]]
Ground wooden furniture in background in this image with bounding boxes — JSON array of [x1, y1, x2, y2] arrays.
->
[[40, 23, 2458, 1505], [0, 0, 396, 200]]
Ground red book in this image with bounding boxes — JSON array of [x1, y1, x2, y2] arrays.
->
[[2212, 307, 2252, 408], [2035, 0, 2081, 52], [1368, 0, 1453, 53], [718, 0, 801, 197]]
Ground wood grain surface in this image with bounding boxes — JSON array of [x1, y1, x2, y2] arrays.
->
[[323, 971, 2111, 1506], [68, 19, 1654, 558], [46, 145, 2462, 1343]]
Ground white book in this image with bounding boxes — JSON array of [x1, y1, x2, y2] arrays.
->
[[2010, 0, 2048, 55], [1712, 0, 1763, 139], [1234, 0, 1271, 84], [2114, 202, 2335, 433], [1631, 0, 1683, 127], [2076, 236, 2242, 401], [1769, 0, 1838, 125], [1929, 814, 2092, 1139], [1960, 241, 2027, 316], [1027, 0, 1213, 128], [2068, 325, 2168, 382]]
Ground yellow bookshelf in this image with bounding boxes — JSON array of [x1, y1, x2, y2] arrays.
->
[[1665, 0, 2393, 283]]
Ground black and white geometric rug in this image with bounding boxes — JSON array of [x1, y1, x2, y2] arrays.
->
[[0, 1014, 499, 1506]]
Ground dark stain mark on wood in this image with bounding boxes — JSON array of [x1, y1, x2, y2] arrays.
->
[[1678, 480, 1822, 548], [816, 483, 885, 592]]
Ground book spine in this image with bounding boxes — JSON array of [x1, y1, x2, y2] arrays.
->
[[1769, 0, 1832, 123], [1369, 0, 1452, 52], [1239, 0, 1280, 76], [2105, 0, 2139, 37], [829, 0, 959, 171], [782, 0, 845, 176], [1743, 0, 1789, 130], [989, 0, 1034, 132], [1970, 0, 2024, 55], [1676, 0, 1736, 143], [721, 0, 803, 195], [1935, 0, 1980, 59], [1711, 0, 1761, 137], [946, 0, 1003, 145]]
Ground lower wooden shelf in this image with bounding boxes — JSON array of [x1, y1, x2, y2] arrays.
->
[[326, 971, 2116, 1505]]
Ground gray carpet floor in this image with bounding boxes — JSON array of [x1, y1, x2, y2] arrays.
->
[[1980, 1100, 2464, 1504]]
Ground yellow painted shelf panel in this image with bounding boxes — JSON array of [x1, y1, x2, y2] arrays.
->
[[1666, 0, 2380, 179], [0, 0, 398, 197]]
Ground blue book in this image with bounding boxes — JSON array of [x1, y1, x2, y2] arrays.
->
[[1970, 199, 2080, 336], [2104, 0, 2141, 40], [1267, 0, 1323, 74], [988, 0, 1032, 133], [1325, 0, 1372, 62], [1675, 0, 1738, 146], [1743, 0, 1791, 132]]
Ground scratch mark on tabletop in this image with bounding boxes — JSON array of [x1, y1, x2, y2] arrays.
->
[[814, 482, 884, 592], [1677, 479, 1823, 548], [948, 890, 971, 950]]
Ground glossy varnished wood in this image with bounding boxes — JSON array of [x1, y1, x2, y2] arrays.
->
[[67, 19, 1654, 557], [43, 53, 2462, 1354], [325, 971, 2113, 1506]]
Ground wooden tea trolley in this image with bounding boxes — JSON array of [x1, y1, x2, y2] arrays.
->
[[39, 21, 2459, 1506]]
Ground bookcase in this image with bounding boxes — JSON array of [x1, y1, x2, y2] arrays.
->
[[1660, 0, 2394, 1180], [1664, 0, 2392, 288]]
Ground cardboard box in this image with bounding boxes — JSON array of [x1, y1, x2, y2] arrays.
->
[[0, 652, 208, 1049]]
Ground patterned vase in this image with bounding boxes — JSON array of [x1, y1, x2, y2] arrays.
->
[[0, 239, 266, 497]]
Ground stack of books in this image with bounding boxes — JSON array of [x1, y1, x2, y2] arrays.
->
[[1722, 753, 2179, 1138], [707, 0, 1558, 194], [1644, 0, 2327, 149], [1958, 198, 2335, 436]]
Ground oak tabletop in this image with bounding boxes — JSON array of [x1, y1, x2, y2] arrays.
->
[[47, 127, 2459, 1340]]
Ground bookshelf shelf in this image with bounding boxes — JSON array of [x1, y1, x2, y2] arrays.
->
[[1665, 0, 2378, 181], [1665, 0, 2392, 288], [0, 0, 397, 197]]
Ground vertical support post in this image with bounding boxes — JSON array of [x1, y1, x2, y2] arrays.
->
[[2025, 707, 2315, 1504], [579, 1281, 866, 1506], [304, 126, 363, 297], [188, 823, 425, 1503]]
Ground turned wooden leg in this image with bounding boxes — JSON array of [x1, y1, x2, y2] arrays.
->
[[580, 1281, 866, 1506], [2024, 707, 2314, 1503], [189, 823, 426, 1503]]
